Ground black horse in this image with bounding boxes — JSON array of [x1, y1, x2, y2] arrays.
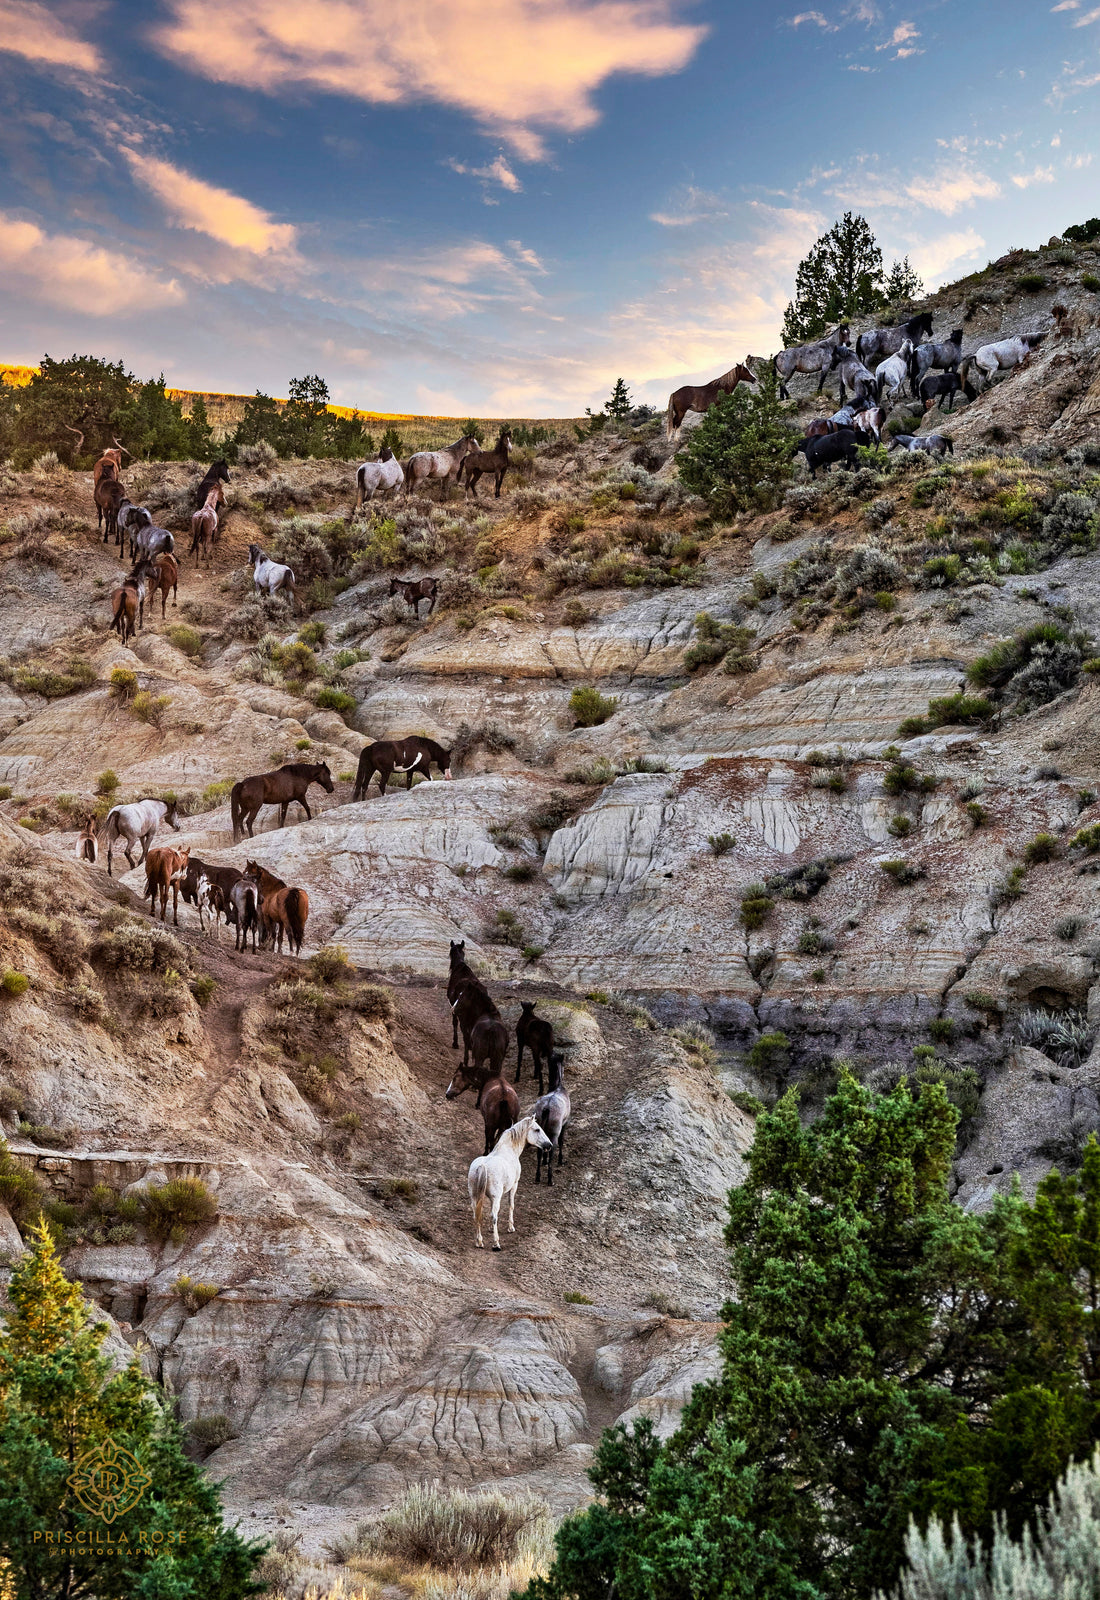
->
[[195, 459, 231, 509], [353, 737, 452, 799]]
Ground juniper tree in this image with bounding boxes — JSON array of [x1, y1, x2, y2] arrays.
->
[[677, 366, 795, 516], [783, 213, 885, 344], [605, 379, 633, 419]]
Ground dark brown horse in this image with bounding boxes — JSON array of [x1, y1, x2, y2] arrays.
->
[[195, 459, 230, 508], [459, 428, 513, 498], [446, 1056, 518, 1151], [448, 940, 485, 1045], [148, 552, 179, 618], [515, 1000, 555, 1094], [230, 761, 334, 842], [667, 362, 756, 437], [353, 737, 451, 800], [109, 574, 142, 644], [95, 475, 127, 544], [451, 981, 501, 1070], [243, 859, 309, 955], [390, 576, 438, 617]]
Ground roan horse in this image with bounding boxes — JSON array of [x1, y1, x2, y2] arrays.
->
[[248, 543, 296, 607], [467, 1116, 552, 1249], [243, 859, 309, 955], [230, 761, 334, 842], [404, 435, 479, 500], [666, 362, 756, 437], [189, 485, 222, 561], [102, 797, 180, 876], [772, 325, 850, 400], [352, 737, 452, 799], [532, 1051, 570, 1186]]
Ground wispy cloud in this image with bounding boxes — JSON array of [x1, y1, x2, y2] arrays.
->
[[903, 168, 1002, 214], [1074, 5, 1100, 20], [1052, 1, 1080, 9], [877, 19, 919, 48], [153, 0, 708, 159], [121, 150, 299, 256], [906, 226, 984, 287], [356, 239, 546, 317], [788, 10, 831, 26], [446, 155, 523, 197], [0, 212, 183, 314], [1011, 164, 1055, 187], [650, 185, 729, 227], [0, 0, 102, 73]]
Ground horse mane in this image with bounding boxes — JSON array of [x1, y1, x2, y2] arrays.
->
[[717, 365, 747, 386], [278, 761, 328, 777]]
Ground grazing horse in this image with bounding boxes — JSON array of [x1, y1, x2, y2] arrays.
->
[[93, 440, 131, 489], [142, 845, 191, 925], [389, 576, 438, 618], [972, 332, 1047, 389], [149, 552, 179, 617], [352, 447, 403, 512], [467, 1116, 552, 1250], [532, 1052, 570, 1186], [403, 435, 479, 500], [516, 1000, 554, 1094], [772, 325, 850, 399], [248, 543, 296, 607], [666, 362, 756, 437], [95, 476, 126, 544], [195, 459, 230, 508], [75, 815, 98, 864], [230, 761, 334, 842], [856, 312, 933, 367], [353, 737, 452, 800], [102, 798, 181, 876], [243, 859, 309, 955], [189, 485, 222, 561], [118, 500, 153, 559], [459, 428, 513, 498]]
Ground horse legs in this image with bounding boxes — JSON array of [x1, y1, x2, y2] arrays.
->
[[124, 841, 137, 872], [299, 798, 312, 820], [515, 1042, 523, 1085], [472, 1193, 485, 1248], [506, 1183, 517, 1235], [490, 1192, 504, 1251], [558, 1126, 565, 1168], [172, 880, 179, 926], [535, 1146, 542, 1184]]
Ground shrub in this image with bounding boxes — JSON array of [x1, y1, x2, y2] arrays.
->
[[888, 815, 912, 838], [729, 1090, 765, 1116], [564, 1290, 594, 1305], [740, 885, 774, 931], [1083, 273, 1100, 291], [337, 1483, 552, 1571], [131, 691, 170, 728], [834, 545, 904, 601], [187, 1415, 236, 1457], [308, 945, 353, 985], [1056, 915, 1083, 943], [965, 801, 988, 828], [897, 693, 995, 738], [928, 1017, 954, 1043], [190, 975, 216, 1007], [881, 859, 924, 886], [684, 613, 757, 672], [747, 1031, 790, 1075], [0, 1136, 45, 1218], [298, 620, 326, 647], [923, 554, 962, 588], [883, 750, 936, 795], [678, 368, 796, 516], [1, 971, 29, 997], [708, 832, 736, 856], [313, 687, 356, 716], [1022, 832, 1060, 865], [140, 1177, 218, 1242], [96, 769, 119, 795], [967, 622, 1083, 696], [167, 625, 203, 657], [1042, 491, 1099, 552], [797, 923, 834, 955], [569, 686, 618, 727], [993, 864, 1028, 904], [173, 1275, 220, 1311], [1016, 1006, 1093, 1069], [1070, 821, 1100, 853], [528, 791, 580, 833], [91, 922, 187, 975], [109, 667, 138, 701], [484, 909, 527, 948], [1016, 272, 1048, 292]]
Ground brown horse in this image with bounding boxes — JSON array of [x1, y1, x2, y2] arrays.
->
[[515, 1000, 555, 1094], [389, 576, 438, 618], [109, 575, 143, 644], [93, 440, 131, 489], [189, 485, 222, 561], [353, 737, 451, 800], [143, 845, 191, 925], [230, 761, 334, 842], [149, 552, 179, 617], [451, 981, 501, 1070], [243, 860, 309, 955], [459, 428, 513, 498], [74, 815, 98, 864], [445, 1054, 518, 1151], [95, 475, 127, 544], [667, 362, 756, 437]]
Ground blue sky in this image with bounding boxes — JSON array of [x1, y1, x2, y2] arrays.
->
[[0, 0, 1096, 414]]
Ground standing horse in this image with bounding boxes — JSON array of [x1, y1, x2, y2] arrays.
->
[[532, 1052, 570, 1186], [450, 983, 501, 1071], [93, 440, 131, 489], [149, 553, 179, 617], [142, 845, 191, 925], [828, 344, 879, 404], [459, 428, 513, 498], [971, 332, 1046, 389], [230, 761, 334, 842], [96, 476, 126, 545], [243, 860, 309, 955], [118, 500, 153, 559], [189, 485, 222, 561], [772, 325, 850, 399], [666, 362, 756, 437], [908, 329, 965, 395], [102, 798, 180, 876], [75, 815, 98, 864], [403, 435, 478, 500], [248, 543, 296, 607], [195, 459, 230, 508], [109, 570, 147, 643], [352, 447, 403, 512], [516, 1001, 555, 1094], [856, 312, 933, 367], [132, 524, 174, 563], [389, 576, 438, 618], [353, 737, 452, 799], [467, 1116, 552, 1249]]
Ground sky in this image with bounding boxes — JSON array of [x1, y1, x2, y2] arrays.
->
[[0, 0, 1096, 415]]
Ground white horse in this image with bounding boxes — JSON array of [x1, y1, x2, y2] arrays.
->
[[876, 339, 913, 404], [248, 543, 296, 606], [352, 447, 403, 512], [102, 797, 181, 877], [403, 435, 478, 500], [467, 1115, 552, 1250], [972, 332, 1046, 389]]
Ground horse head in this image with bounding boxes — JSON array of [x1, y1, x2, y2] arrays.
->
[[450, 940, 466, 965], [164, 800, 181, 831], [247, 542, 262, 566], [389, 577, 402, 595], [212, 459, 231, 483], [169, 847, 191, 882], [445, 1062, 476, 1100], [314, 762, 335, 793], [379, 447, 394, 462]]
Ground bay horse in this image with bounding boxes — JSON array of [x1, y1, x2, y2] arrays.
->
[[75, 815, 98, 864], [93, 440, 131, 489], [666, 362, 756, 437], [532, 1052, 570, 1186], [102, 798, 180, 876], [142, 844, 191, 924], [149, 552, 179, 617], [448, 940, 488, 1047], [243, 859, 308, 955], [353, 737, 452, 800], [96, 475, 126, 544], [467, 1116, 552, 1250], [459, 428, 513, 498], [389, 576, 438, 618], [109, 572, 144, 643], [403, 435, 478, 500], [230, 761, 334, 842], [445, 1058, 518, 1150]]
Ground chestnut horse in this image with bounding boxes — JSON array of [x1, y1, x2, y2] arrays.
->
[[243, 860, 309, 955], [149, 552, 179, 617], [143, 845, 191, 925], [230, 761, 334, 842], [667, 362, 756, 437]]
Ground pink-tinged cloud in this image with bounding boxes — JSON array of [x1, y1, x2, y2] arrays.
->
[[788, 10, 830, 26], [1073, 4, 1100, 21], [0, 0, 102, 71], [904, 168, 1001, 214], [152, 0, 707, 157], [876, 18, 919, 47], [447, 154, 523, 193], [1011, 165, 1055, 187], [0, 213, 183, 314], [121, 150, 299, 255]]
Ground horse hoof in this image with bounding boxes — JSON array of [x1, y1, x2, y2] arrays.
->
[[492, 1244, 502, 1252]]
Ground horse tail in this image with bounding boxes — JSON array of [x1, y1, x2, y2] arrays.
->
[[468, 1160, 490, 1206], [230, 782, 242, 843], [666, 394, 675, 439], [110, 589, 129, 635], [286, 888, 309, 953]]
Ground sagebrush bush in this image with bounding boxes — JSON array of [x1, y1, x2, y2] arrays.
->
[[308, 945, 353, 984], [91, 922, 187, 975], [167, 625, 203, 657], [333, 1483, 552, 1571], [140, 1177, 217, 1242], [569, 686, 618, 726], [834, 545, 904, 600], [131, 691, 171, 728]]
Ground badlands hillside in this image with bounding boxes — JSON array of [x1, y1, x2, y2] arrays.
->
[[4, 235, 1100, 1588]]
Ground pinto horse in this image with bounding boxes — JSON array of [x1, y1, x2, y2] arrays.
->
[[93, 440, 131, 489], [230, 761, 334, 842], [353, 737, 452, 799], [243, 860, 309, 955], [666, 362, 756, 437], [189, 485, 222, 561]]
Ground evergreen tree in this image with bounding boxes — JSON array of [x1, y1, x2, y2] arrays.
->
[[112, 376, 193, 460], [605, 378, 633, 419], [380, 426, 404, 456], [11, 354, 136, 467], [282, 373, 331, 457], [882, 256, 923, 305], [782, 213, 885, 345], [677, 367, 796, 516], [0, 1220, 264, 1599], [233, 391, 283, 453], [186, 395, 214, 459]]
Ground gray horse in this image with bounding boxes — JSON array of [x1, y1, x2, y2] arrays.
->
[[908, 329, 964, 395], [772, 324, 850, 399], [856, 311, 933, 367], [532, 1051, 571, 1186], [102, 797, 181, 876]]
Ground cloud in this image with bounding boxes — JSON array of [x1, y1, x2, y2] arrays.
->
[[877, 19, 918, 46], [903, 168, 1002, 214], [1052, 1, 1080, 9], [356, 239, 546, 317], [153, 0, 707, 158], [1074, 4, 1100, 20], [446, 155, 523, 194], [0, 0, 102, 72], [905, 227, 984, 286], [650, 184, 729, 226], [1067, 150, 1094, 165], [1011, 165, 1055, 187], [0, 212, 183, 314], [121, 149, 299, 255], [788, 10, 831, 25]]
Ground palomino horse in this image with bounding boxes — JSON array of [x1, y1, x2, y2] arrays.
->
[[516, 1001, 555, 1094], [467, 1116, 552, 1249], [532, 1052, 570, 1186], [459, 428, 513, 498], [404, 435, 478, 500], [353, 737, 451, 799], [389, 576, 438, 618], [230, 761, 334, 842], [243, 860, 309, 955], [102, 798, 181, 876], [75, 816, 98, 864], [142, 845, 191, 925], [248, 543, 296, 607], [772, 325, 850, 400], [666, 362, 756, 437]]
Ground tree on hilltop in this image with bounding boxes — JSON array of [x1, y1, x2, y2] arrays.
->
[[783, 212, 885, 344]]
